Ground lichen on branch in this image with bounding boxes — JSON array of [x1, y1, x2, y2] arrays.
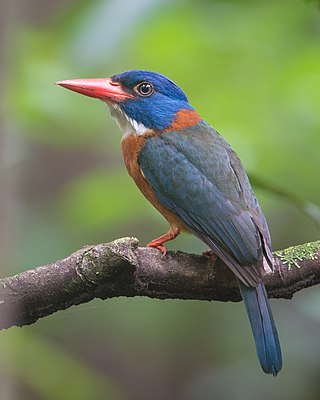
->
[[274, 241, 320, 270]]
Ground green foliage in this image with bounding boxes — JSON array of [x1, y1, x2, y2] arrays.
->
[[0, 329, 125, 400], [59, 169, 147, 231]]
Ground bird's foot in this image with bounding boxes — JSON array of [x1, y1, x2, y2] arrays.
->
[[147, 241, 167, 255], [147, 227, 180, 257], [202, 249, 218, 264]]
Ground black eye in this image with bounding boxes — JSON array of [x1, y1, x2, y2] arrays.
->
[[136, 82, 154, 97]]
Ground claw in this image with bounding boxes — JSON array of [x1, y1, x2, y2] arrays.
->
[[147, 242, 167, 255], [146, 226, 180, 256]]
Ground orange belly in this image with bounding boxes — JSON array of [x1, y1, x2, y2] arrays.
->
[[121, 133, 188, 232]]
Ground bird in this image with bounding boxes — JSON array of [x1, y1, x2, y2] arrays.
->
[[56, 70, 282, 375]]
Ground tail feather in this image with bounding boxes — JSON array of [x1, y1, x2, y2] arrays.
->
[[237, 279, 282, 375]]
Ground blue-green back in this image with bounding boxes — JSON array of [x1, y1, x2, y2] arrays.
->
[[139, 121, 272, 286]]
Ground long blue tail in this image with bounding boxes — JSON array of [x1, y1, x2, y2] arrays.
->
[[237, 279, 282, 375]]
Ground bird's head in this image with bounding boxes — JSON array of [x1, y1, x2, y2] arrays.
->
[[56, 70, 200, 136]]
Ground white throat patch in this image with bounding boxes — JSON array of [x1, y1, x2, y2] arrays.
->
[[107, 103, 149, 138]]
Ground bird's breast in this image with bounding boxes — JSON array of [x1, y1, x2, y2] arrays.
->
[[121, 132, 188, 230]]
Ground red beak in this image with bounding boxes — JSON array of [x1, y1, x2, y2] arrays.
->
[[55, 77, 134, 102]]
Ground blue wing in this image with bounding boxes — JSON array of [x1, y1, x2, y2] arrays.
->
[[139, 121, 282, 374], [139, 121, 272, 287]]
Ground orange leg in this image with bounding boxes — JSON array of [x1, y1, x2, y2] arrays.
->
[[147, 226, 180, 255]]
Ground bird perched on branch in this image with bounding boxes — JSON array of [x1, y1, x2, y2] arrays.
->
[[56, 70, 282, 375]]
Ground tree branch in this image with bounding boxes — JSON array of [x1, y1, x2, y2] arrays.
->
[[0, 238, 319, 330]]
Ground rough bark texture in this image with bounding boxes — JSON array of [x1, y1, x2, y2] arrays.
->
[[0, 237, 319, 330]]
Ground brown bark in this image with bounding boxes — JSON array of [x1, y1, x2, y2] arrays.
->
[[0, 237, 319, 330]]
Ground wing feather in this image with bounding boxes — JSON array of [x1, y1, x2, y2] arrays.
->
[[139, 122, 272, 286]]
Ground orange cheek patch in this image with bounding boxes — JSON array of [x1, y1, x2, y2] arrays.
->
[[165, 109, 201, 132]]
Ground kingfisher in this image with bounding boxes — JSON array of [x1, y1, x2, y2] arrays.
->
[[56, 70, 282, 375]]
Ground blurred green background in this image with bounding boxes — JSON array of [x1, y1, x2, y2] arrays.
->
[[1, 0, 320, 399]]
